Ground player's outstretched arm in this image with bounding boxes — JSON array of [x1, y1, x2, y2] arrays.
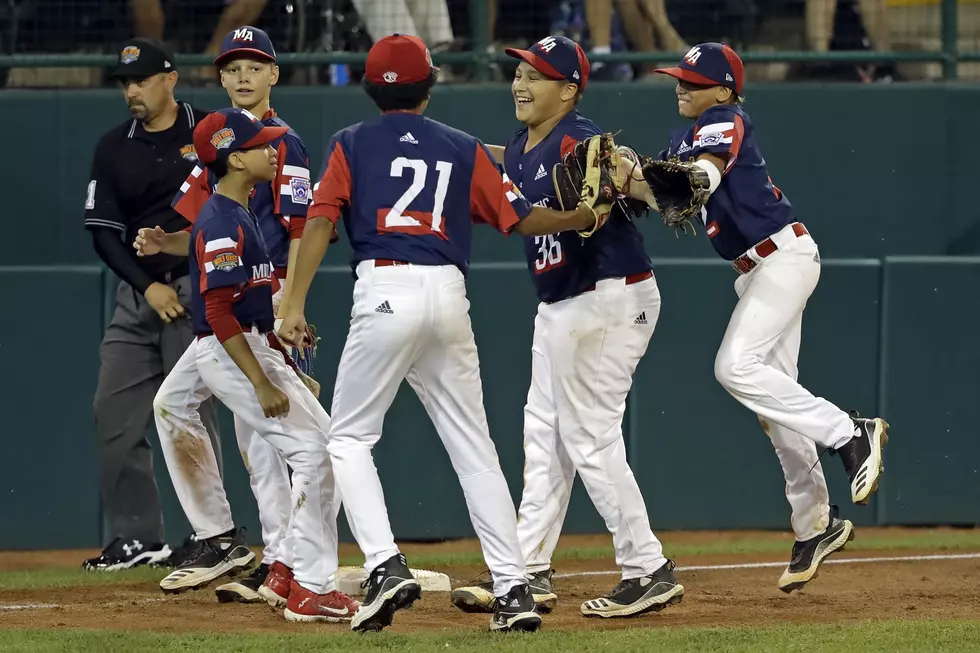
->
[[485, 144, 505, 164], [277, 216, 334, 347], [134, 226, 192, 257], [515, 204, 599, 236]]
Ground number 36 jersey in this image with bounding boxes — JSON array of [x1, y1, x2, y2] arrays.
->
[[503, 110, 652, 303], [310, 112, 533, 275]]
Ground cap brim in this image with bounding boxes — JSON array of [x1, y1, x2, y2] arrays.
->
[[240, 125, 289, 150], [109, 66, 166, 81], [504, 48, 566, 82], [214, 48, 277, 67], [654, 66, 726, 88]]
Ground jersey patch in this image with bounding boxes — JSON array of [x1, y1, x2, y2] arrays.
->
[[211, 252, 241, 271], [180, 144, 199, 161], [289, 177, 310, 204]]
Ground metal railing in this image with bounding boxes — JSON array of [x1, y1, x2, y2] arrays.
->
[[0, 0, 970, 81]]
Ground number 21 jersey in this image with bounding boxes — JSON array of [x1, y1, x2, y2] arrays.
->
[[310, 112, 532, 275]]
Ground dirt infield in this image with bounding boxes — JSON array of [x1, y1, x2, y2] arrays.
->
[[2, 529, 979, 634]]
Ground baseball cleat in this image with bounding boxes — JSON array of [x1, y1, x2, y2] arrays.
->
[[258, 560, 293, 608], [834, 413, 890, 505], [778, 505, 855, 593], [350, 553, 422, 632], [159, 528, 255, 594], [284, 580, 360, 623], [451, 569, 557, 614], [490, 583, 542, 632], [215, 563, 269, 603], [82, 538, 172, 572], [580, 559, 684, 618]]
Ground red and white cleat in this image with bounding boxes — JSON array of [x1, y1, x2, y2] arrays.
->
[[257, 561, 293, 608], [283, 580, 360, 623]]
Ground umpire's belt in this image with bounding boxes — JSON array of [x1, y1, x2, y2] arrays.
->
[[732, 222, 808, 275]]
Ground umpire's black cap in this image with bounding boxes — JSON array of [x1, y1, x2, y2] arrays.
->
[[109, 38, 177, 80]]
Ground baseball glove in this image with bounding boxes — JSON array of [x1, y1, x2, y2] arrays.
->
[[640, 157, 711, 237], [552, 133, 627, 237]]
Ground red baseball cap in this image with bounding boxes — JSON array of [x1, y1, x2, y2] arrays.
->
[[505, 35, 590, 92], [193, 108, 287, 165], [655, 42, 744, 96], [365, 34, 439, 85]]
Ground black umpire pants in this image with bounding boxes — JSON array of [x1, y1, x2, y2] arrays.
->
[[93, 276, 222, 545]]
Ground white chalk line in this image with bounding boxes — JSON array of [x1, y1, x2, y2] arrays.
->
[[2, 554, 978, 612], [555, 552, 980, 578], [0, 596, 170, 612]]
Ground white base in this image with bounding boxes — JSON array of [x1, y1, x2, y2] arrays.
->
[[335, 566, 451, 597]]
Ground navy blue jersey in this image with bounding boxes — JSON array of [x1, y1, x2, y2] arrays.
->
[[659, 104, 794, 261], [189, 194, 276, 335], [174, 109, 310, 272], [503, 111, 652, 303], [311, 112, 531, 275]]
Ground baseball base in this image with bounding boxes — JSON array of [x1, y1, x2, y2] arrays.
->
[[335, 565, 452, 597]]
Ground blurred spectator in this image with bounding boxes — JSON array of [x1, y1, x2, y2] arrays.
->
[[130, 0, 269, 82], [612, 0, 687, 80], [797, 0, 896, 81], [350, 0, 454, 49]]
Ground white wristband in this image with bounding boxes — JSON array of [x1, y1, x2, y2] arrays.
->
[[693, 158, 722, 195]]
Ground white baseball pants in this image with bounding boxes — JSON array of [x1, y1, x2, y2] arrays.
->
[[154, 329, 341, 593], [517, 275, 669, 581], [350, 0, 454, 45], [714, 224, 852, 540], [326, 260, 526, 598]]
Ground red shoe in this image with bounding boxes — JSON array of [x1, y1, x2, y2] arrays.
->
[[257, 561, 293, 608], [283, 580, 360, 623]]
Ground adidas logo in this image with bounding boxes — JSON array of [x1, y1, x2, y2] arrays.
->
[[534, 164, 547, 180], [375, 301, 393, 314], [634, 312, 647, 325], [399, 132, 418, 144]]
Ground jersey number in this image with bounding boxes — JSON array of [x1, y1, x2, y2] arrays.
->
[[533, 235, 564, 273], [381, 157, 453, 237]]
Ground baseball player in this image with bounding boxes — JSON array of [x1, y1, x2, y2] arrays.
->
[[165, 25, 320, 606], [276, 35, 617, 632], [635, 42, 889, 592], [142, 107, 359, 622], [450, 35, 683, 620]]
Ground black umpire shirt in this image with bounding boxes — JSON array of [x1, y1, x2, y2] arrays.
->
[[84, 101, 209, 293]]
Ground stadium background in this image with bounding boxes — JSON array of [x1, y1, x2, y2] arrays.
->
[[0, 0, 977, 551]]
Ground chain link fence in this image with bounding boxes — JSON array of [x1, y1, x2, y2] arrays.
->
[[1, 0, 976, 87]]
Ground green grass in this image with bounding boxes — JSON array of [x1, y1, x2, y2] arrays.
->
[[3, 620, 980, 652], [3, 529, 979, 591]]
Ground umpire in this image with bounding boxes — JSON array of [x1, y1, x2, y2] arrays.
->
[[82, 38, 222, 571]]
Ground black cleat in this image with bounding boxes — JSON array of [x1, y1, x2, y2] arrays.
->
[[778, 505, 855, 593], [81, 538, 172, 572], [451, 568, 557, 614], [350, 553, 422, 632], [580, 559, 685, 618], [158, 527, 255, 594], [491, 583, 542, 632], [832, 413, 890, 504], [215, 562, 270, 603]]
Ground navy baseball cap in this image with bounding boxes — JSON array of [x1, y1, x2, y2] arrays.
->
[[193, 108, 287, 165], [109, 38, 176, 80], [214, 26, 277, 67], [505, 35, 591, 91], [655, 43, 745, 97]]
